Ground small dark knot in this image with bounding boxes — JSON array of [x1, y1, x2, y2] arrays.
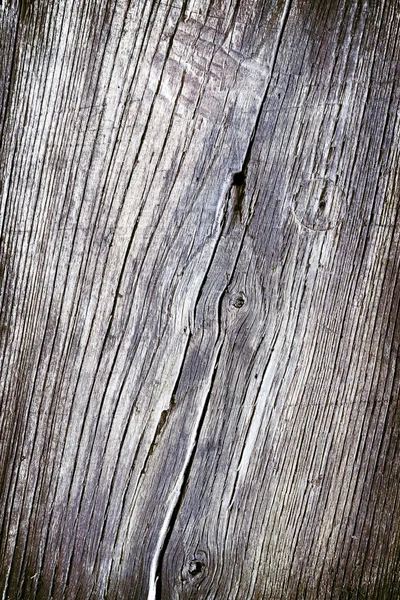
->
[[233, 293, 245, 309], [188, 560, 204, 577]]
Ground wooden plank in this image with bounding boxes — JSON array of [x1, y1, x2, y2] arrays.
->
[[0, 0, 399, 598]]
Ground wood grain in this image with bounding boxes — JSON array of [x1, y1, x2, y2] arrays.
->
[[0, 0, 399, 598]]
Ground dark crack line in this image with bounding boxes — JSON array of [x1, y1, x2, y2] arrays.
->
[[149, 341, 224, 600], [240, 0, 293, 180]]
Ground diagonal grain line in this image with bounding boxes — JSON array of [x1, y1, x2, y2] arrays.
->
[[238, 0, 293, 179]]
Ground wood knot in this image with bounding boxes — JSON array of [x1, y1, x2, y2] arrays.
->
[[232, 293, 246, 308], [292, 177, 346, 232], [309, 474, 323, 487], [188, 560, 204, 577]]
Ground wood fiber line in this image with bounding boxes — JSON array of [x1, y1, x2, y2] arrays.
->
[[0, 0, 399, 599]]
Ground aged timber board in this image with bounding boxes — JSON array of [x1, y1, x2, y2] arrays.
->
[[0, 0, 400, 598]]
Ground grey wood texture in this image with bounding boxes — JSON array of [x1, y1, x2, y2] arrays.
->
[[0, 0, 400, 598]]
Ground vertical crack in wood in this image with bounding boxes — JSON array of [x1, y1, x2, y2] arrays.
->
[[148, 342, 224, 600], [224, 171, 246, 232], [239, 0, 293, 179]]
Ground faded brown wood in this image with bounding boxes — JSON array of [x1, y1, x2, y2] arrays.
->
[[0, 0, 400, 598]]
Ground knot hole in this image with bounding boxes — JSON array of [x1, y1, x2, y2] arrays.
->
[[232, 171, 245, 186], [232, 292, 246, 309], [188, 560, 204, 577]]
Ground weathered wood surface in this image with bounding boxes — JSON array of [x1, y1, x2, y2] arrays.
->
[[0, 0, 400, 598]]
